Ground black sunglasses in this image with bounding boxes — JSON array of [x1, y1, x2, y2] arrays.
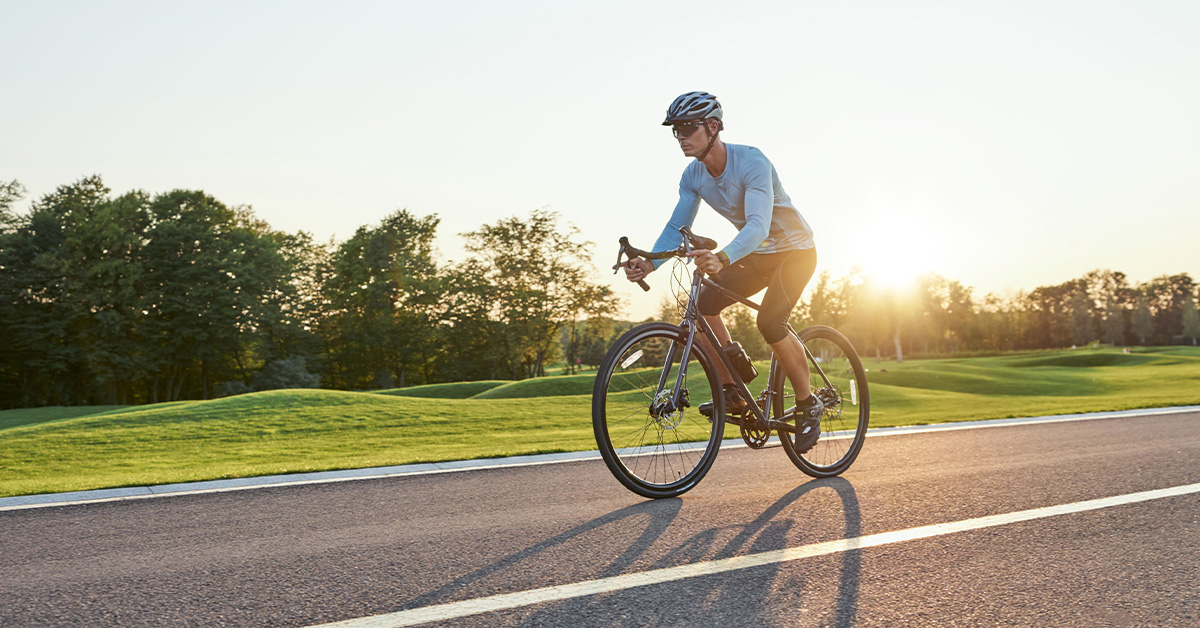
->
[[671, 120, 708, 138]]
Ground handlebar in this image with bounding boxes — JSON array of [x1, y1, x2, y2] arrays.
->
[[613, 226, 719, 292]]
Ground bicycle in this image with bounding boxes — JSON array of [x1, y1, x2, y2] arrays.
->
[[592, 226, 870, 499]]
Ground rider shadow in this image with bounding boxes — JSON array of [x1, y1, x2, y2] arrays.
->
[[407, 477, 862, 628], [404, 496, 686, 611]]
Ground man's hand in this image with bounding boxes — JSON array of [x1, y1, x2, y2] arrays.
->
[[619, 257, 654, 283], [686, 249, 725, 275]]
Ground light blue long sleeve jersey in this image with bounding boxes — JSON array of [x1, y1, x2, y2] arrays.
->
[[651, 143, 814, 269]]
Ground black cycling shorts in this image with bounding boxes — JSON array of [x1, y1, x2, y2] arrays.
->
[[697, 247, 817, 344]]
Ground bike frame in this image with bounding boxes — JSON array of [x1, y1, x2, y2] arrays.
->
[[653, 241, 838, 430]]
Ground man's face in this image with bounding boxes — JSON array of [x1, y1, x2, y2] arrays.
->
[[672, 119, 716, 157]]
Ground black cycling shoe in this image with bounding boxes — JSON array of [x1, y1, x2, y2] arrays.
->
[[699, 384, 747, 420], [791, 394, 824, 453]]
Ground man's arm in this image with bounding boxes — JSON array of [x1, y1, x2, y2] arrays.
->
[[719, 155, 773, 265], [648, 176, 702, 270]]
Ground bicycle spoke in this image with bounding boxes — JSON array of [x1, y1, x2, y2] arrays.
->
[[594, 324, 723, 497], [773, 326, 869, 478]]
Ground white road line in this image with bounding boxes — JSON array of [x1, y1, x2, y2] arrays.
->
[[2, 405, 1197, 511], [306, 482, 1200, 628]]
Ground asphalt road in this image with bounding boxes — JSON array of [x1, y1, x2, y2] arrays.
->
[[2, 412, 1198, 627]]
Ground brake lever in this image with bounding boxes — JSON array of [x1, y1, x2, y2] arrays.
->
[[679, 225, 719, 251], [615, 237, 651, 292]]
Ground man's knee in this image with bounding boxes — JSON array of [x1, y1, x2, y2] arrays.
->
[[756, 314, 788, 344]]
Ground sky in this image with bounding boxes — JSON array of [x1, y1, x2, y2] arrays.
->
[[3, 0, 1198, 319]]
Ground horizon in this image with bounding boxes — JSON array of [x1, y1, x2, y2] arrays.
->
[[3, 1, 1198, 319]]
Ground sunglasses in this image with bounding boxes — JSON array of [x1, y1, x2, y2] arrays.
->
[[671, 120, 708, 138]]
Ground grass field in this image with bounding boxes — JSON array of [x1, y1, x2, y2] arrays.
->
[[2, 345, 1198, 497]]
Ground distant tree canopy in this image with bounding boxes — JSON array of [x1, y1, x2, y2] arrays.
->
[[784, 267, 1197, 361], [0, 176, 618, 408], [1, 175, 1196, 409]]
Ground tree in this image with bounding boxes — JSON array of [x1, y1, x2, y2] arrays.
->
[[724, 303, 771, 361], [1068, 289, 1095, 346], [139, 190, 284, 401], [1081, 270, 1130, 339], [268, 231, 330, 359], [1102, 305, 1126, 346], [977, 293, 1025, 352], [434, 258, 506, 381], [251, 357, 320, 391], [4, 176, 112, 405], [578, 316, 623, 369], [0, 179, 25, 232], [1141, 274, 1197, 344], [0, 179, 31, 405], [63, 189, 152, 403], [323, 209, 441, 389], [1181, 294, 1200, 346], [854, 278, 920, 363], [1131, 296, 1155, 346], [799, 271, 839, 329], [918, 274, 976, 354], [461, 209, 618, 379]]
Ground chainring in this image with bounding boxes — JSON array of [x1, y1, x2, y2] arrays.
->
[[740, 421, 771, 448], [738, 393, 772, 448]]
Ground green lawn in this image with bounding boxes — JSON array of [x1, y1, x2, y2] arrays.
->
[[2, 345, 1198, 497], [376, 380, 508, 399]]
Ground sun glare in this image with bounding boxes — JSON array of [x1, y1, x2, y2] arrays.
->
[[854, 213, 935, 290]]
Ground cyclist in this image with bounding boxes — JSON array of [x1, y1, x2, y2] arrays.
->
[[622, 91, 823, 448]]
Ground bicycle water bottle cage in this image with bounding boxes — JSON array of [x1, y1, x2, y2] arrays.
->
[[723, 341, 759, 382]]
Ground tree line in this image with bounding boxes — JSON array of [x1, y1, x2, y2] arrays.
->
[[2, 176, 1197, 409], [721, 267, 1199, 364], [0, 176, 616, 408]]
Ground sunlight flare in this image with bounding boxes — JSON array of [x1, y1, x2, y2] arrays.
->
[[854, 212, 937, 290]]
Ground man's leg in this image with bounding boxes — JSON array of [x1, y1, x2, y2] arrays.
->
[[698, 314, 734, 385], [695, 313, 750, 418], [770, 332, 812, 401], [694, 261, 768, 419], [757, 248, 818, 402]]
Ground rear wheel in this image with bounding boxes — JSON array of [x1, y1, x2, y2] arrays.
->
[[772, 325, 869, 477], [593, 323, 724, 498]]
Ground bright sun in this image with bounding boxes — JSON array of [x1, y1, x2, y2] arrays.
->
[[854, 214, 935, 289]]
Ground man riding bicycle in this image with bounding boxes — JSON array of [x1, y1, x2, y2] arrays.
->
[[622, 91, 823, 447]]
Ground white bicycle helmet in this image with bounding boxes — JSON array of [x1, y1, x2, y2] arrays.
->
[[662, 91, 723, 125]]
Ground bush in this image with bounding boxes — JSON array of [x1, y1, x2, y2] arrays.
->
[[251, 357, 320, 391], [215, 380, 251, 398]]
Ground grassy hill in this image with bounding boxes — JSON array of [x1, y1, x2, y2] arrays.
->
[[377, 380, 508, 399], [2, 345, 1198, 497]]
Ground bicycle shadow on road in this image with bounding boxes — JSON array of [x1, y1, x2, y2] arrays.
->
[[405, 477, 862, 628], [689, 476, 862, 628], [404, 496, 686, 611]]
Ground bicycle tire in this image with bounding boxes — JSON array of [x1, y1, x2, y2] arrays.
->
[[772, 325, 870, 478], [592, 322, 725, 498]]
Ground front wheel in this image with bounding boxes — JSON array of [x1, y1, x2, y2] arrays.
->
[[773, 325, 870, 478], [593, 323, 724, 499]]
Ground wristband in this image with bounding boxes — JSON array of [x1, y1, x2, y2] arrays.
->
[[716, 251, 730, 269]]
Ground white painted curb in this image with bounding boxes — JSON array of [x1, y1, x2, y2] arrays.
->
[[2, 405, 1197, 512]]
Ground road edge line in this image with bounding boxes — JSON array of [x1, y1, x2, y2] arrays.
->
[[2, 404, 1197, 512]]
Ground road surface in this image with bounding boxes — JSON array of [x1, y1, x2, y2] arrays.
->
[[2, 411, 1198, 627]]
